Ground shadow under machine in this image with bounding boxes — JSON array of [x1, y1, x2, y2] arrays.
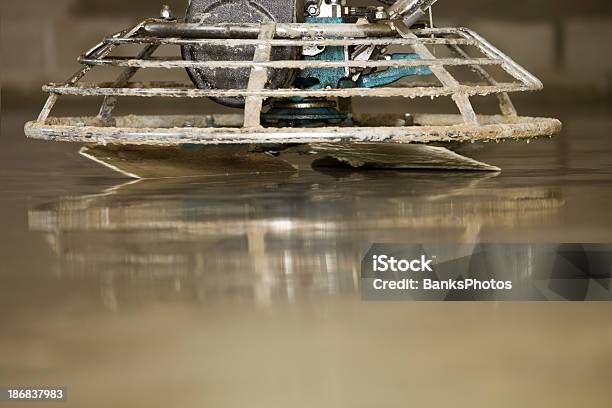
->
[[25, 0, 562, 174]]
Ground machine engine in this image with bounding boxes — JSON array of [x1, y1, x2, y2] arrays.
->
[[181, 0, 433, 110], [182, 0, 301, 107]]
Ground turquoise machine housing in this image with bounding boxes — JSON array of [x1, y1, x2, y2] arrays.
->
[[296, 15, 432, 90], [263, 11, 432, 125]]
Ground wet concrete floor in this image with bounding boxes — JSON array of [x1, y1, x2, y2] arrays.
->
[[1, 104, 611, 407]]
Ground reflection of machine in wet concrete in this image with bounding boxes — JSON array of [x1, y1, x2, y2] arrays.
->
[[25, 0, 561, 175], [28, 171, 564, 308]]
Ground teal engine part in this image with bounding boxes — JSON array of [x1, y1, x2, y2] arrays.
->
[[270, 4, 432, 126], [294, 16, 347, 90], [294, 13, 431, 90]]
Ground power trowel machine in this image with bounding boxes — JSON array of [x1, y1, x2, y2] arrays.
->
[[25, 0, 561, 176]]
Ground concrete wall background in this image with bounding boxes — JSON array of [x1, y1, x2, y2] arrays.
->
[[1, 0, 611, 97]]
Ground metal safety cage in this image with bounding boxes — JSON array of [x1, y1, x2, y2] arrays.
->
[[25, 19, 562, 146]]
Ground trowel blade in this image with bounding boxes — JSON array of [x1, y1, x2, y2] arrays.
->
[[308, 143, 500, 172], [79, 145, 297, 179]]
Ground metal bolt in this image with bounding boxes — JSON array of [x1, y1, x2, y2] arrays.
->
[[375, 6, 389, 20], [160, 4, 174, 20], [404, 113, 414, 126], [307, 5, 318, 16]]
